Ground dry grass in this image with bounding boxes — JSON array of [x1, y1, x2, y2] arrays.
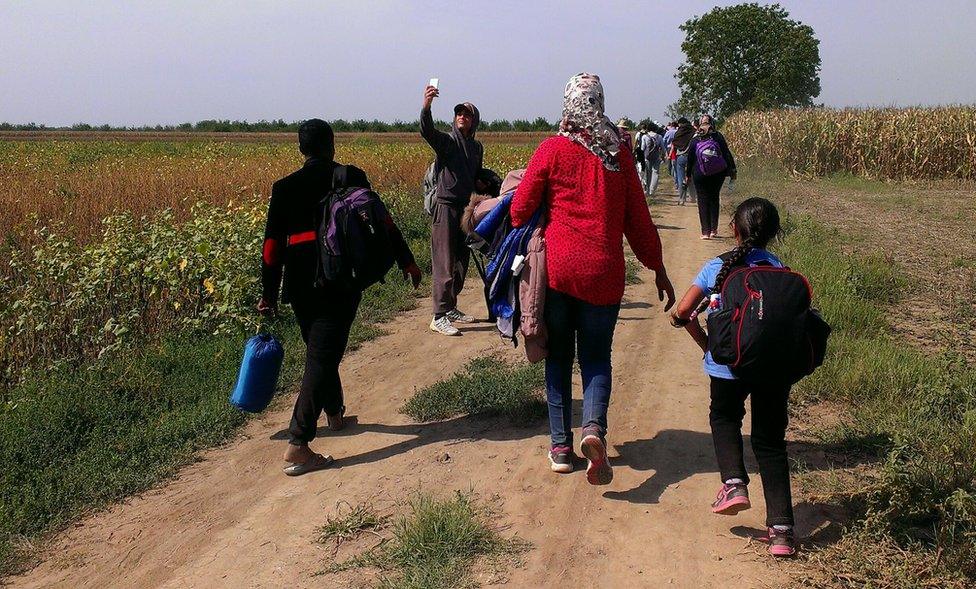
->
[[0, 136, 538, 246], [0, 130, 550, 144], [724, 106, 976, 180]]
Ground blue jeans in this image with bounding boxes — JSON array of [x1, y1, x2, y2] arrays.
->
[[645, 157, 661, 196], [675, 153, 689, 202], [544, 288, 621, 447]]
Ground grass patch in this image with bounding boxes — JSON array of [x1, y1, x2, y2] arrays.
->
[[318, 502, 389, 550], [400, 357, 546, 425], [323, 491, 529, 589], [951, 256, 975, 269], [822, 170, 889, 193], [774, 215, 976, 585]]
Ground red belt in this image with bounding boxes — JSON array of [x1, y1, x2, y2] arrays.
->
[[287, 231, 316, 246]]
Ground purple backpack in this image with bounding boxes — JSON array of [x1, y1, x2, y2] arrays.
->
[[317, 167, 396, 290], [695, 136, 728, 176]]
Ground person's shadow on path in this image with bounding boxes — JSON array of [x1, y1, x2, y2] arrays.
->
[[602, 428, 878, 548], [268, 400, 584, 469], [271, 413, 872, 549]]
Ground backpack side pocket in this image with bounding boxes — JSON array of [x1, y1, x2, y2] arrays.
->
[[706, 307, 737, 366], [805, 308, 831, 374]]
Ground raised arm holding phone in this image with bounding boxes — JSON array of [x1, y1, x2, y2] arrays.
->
[[420, 81, 484, 336]]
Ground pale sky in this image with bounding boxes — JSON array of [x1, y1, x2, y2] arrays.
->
[[1, 0, 973, 126]]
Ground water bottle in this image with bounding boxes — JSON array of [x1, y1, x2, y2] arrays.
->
[[708, 293, 722, 312]]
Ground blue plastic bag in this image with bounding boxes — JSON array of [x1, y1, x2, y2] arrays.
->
[[229, 333, 284, 413]]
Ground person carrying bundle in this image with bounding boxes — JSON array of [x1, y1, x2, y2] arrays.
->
[[511, 73, 675, 483]]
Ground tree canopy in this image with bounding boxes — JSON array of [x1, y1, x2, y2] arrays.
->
[[670, 3, 821, 120]]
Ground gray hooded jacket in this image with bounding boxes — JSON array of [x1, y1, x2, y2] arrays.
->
[[420, 102, 483, 208]]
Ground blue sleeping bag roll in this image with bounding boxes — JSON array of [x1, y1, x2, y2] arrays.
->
[[229, 333, 284, 413]]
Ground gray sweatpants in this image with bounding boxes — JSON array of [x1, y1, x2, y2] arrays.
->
[[431, 202, 470, 316]]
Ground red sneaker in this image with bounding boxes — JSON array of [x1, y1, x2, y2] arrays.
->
[[711, 483, 751, 515]]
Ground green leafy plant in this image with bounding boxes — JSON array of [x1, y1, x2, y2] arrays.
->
[[671, 3, 821, 119]]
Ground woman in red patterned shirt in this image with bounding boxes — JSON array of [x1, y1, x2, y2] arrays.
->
[[511, 73, 675, 484]]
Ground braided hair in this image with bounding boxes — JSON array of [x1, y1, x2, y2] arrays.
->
[[696, 197, 781, 314]]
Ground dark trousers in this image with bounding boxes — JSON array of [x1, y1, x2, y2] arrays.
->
[[287, 286, 362, 445], [694, 174, 725, 235], [709, 376, 794, 526], [544, 288, 620, 447], [431, 202, 470, 316]]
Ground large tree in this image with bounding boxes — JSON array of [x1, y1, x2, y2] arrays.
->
[[671, 3, 821, 120]]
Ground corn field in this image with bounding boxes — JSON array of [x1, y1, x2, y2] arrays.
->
[[723, 106, 976, 180]]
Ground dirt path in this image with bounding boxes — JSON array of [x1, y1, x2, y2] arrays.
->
[[11, 202, 788, 588]]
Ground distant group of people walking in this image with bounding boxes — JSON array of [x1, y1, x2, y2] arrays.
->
[[627, 114, 737, 240], [256, 72, 830, 559]]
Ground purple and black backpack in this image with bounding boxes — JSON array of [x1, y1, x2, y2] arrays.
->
[[695, 136, 729, 176], [316, 166, 396, 290]]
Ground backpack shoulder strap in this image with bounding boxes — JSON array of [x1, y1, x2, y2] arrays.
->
[[717, 250, 741, 264]]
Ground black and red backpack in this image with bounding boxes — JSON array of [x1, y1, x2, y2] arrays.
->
[[706, 252, 831, 385]]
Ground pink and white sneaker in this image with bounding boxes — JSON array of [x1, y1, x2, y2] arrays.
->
[[711, 483, 751, 515], [580, 429, 612, 485], [767, 526, 798, 557]]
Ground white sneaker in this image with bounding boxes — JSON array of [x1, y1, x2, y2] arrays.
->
[[429, 316, 460, 336], [446, 308, 475, 324]]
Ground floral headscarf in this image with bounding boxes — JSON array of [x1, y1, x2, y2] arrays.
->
[[558, 72, 622, 171]]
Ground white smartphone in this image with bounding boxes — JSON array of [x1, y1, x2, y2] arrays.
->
[[429, 78, 439, 89]]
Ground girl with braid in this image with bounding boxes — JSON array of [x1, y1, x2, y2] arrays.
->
[[669, 197, 798, 558]]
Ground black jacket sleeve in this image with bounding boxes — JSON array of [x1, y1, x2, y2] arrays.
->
[[261, 181, 286, 305], [383, 214, 416, 270], [684, 136, 697, 178]]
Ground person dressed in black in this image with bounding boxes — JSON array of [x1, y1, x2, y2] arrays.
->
[[257, 119, 422, 476], [684, 114, 736, 239]]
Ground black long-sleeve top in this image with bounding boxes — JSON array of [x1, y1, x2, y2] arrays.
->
[[261, 158, 415, 305], [684, 131, 737, 180]]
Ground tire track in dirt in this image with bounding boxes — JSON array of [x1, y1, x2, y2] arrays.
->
[[9, 202, 782, 589]]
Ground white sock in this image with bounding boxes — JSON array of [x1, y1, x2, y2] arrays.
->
[[724, 478, 745, 486], [772, 524, 793, 532]]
